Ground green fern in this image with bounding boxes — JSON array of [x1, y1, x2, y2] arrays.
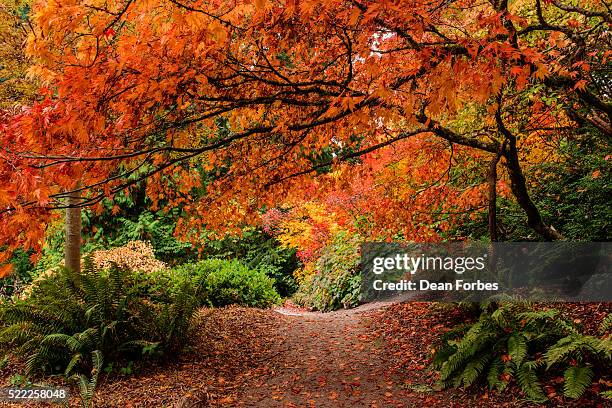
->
[[546, 334, 608, 369], [73, 350, 103, 408], [601, 337, 612, 360], [459, 352, 491, 387], [486, 359, 501, 388], [439, 320, 489, 382], [508, 334, 527, 367], [516, 361, 547, 402], [542, 332, 612, 400], [563, 366, 593, 399], [600, 314, 612, 335], [517, 309, 558, 326], [0, 262, 197, 377], [486, 357, 512, 391], [433, 302, 577, 402]]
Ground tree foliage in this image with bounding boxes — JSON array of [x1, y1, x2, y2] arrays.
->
[[1, 0, 611, 273], [0, 0, 37, 107]]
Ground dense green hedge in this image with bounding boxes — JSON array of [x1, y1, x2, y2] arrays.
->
[[173, 259, 280, 308]]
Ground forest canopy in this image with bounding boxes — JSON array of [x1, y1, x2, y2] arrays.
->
[[0, 0, 611, 275]]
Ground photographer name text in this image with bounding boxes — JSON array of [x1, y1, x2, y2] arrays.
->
[[372, 279, 499, 292]]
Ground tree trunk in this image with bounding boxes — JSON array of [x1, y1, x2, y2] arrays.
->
[[64, 192, 82, 273], [503, 139, 564, 241], [488, 154, 501, 242]]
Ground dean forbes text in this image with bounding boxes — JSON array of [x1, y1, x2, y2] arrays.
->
[[372, 279, 499, 291]]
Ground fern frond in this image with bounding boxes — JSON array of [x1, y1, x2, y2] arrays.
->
[[517, 309, 558, 325], [74, 328, 100, 352], [460, 352, 491, 387], [600, 314, 612, 335], [74, 350, 103, 408], [598, 337, 612, 360], [0, 322, 39, 346], [490, 306, 508, 327], [65, 353, 82, 376], [516, 361, 547, 402], [41, 333, 82, 353], [487, 358, 503, 390], [546, 334, 605, 368], [508, 334, 527, 367], [563, 366, 593, 399]]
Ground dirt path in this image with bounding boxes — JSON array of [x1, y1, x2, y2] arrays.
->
[[233, 302, 408, 408]]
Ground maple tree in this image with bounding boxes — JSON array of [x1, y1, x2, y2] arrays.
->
[[0, 0, 84, 273], [1, 0, 611, 275]]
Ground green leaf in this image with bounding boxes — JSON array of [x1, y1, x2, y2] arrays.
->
[[461, 353, 491, 387], [508, 334, 527, 367], [486, 358, 504, 390], [600, 314, 612, 335], [563, 366, 593, 399], [516, 362, 547, 403], [546, 334, 605, 369]]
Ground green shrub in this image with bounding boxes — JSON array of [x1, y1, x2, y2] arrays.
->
[[0, 261, 197, 377], [433, 303, 612, 402], [201, 228, 300, 297], [255, 262, 298, 298], [293, 231, 362, 312], [174, 259, 280, 308]]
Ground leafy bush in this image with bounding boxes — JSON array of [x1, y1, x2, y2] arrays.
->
[[433, 302, 612, 402], [201, 228, 299, 297], [253, 261, 298, 299], [174, 259, 280, 308], [0, 262, 197, 377], [92, 240, 167, 273], [293, 231, 362, 312]]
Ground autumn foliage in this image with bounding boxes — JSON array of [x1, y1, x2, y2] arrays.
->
[[92, 240, 167, 273], [1, 0, 611, 275]]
